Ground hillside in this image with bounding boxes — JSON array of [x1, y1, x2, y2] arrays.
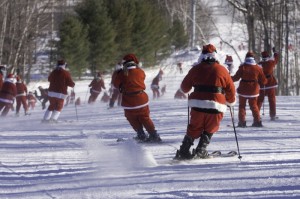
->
[[0, 48, 299, 198]]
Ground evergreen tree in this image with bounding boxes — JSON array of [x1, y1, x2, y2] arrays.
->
[[168, 18, 189, 51], [58, 15, 89, 79], [76, 0, 117, 72]]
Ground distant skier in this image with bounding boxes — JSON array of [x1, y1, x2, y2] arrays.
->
[[175, 44, 236, 160], [0, 74, 17, 116], [34, 86, 49, 110], [151, 69, 163, 99], [15, 76, 29, 116], [224, 55, 234, 74], [88, 72, 106, 104], [257, 48, 279, 121], [174, 89, 186, 99], [109, 63, 122, 108], [27, 91, 37, 110], [0, 65, 7, 90], [231, 51, 267, 127], [113, 53, 161, 142], [177, 62, 183, 74], [42, 59, 75, 122]]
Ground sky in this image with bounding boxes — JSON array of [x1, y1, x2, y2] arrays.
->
[[0, 46, 299, 199]]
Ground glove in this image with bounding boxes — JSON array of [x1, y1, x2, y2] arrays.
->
[[272, 47, 276, 53]]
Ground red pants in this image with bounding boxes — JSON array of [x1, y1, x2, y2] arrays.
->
[[28, 101, 36, 110], [238, 96, 260, 123], [187, 109, 223, 139], [124, 106, 156, 133], [48, 97, 64, 111], [16, 96, 28, 113], [0, 101, 12, 116], [88, 93, 99, 104], [109, 89, 121, 107], [257, 88, 276, 117]]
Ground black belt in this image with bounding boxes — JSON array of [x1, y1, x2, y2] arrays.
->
[[266, 74, 271, 78], [192, 107, 221, 114], [193, 85, 224, 94], [241, 79, 257, 82], [122, 90, 144, 95]]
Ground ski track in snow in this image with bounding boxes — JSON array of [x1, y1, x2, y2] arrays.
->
[[1, 54, 300, 198]]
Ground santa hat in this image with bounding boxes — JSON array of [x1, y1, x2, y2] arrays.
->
[[123, 54, 139, 65], [245, 51, 255, 58], [198, 44, 218, 63], [225, 55, 233, 65], [261, 51, 269, 58], [57, 59, 66, 69], [245, 51, 256, 65], [5, 73, 15, 83]]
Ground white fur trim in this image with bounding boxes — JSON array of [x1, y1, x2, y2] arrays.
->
[[48, 91, 68, 99], [260, 85, 278, 90], [16, 92, 26, 97], [226, 100, 236, 107], [244, 57, 256, 65], [238, 93, 259, 98], [0, 97, 13, 104], [188, 99, 227, 113], [127, 66, 136, 69], [122, 102, 149, 110]]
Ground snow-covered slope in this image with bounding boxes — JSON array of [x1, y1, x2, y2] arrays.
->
[[0, 48, 299, 198]]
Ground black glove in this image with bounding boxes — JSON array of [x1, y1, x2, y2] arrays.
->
[[272, 47, 276, 53]]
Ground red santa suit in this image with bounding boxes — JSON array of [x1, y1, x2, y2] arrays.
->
[[16, 76, 29, 115], [88, 73, 106, 104], [0, 74, 17, 116], [109, 64, 122, 108], [42, 60, 75, 122], [27, 92, 37, 110], [232, 52, 267, 127], [175, 44, 236, 160], [257, 50, 279, 120], [151, 69, 163, 99], [113, 54, 161, 142]]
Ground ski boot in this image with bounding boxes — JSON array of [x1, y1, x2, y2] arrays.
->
[[237, 121, 246, 128], [174, 135, 194, 160], [145, 131, 162, 142], [134, 129, 147, 142], [194, 132, 213, 159], [252, 120, 263, 127]]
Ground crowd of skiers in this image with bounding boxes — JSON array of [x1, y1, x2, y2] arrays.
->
[[0, 43, 279, 160]]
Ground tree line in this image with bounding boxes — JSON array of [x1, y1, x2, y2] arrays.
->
[[0, 0, 299, 95]]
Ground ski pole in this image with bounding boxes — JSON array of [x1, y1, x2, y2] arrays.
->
[[187, 93, 190, 126], [75, 103, 79, 121], [262, 86, 265, 115], [229, 106, 242, 160], [84, 88, 89, 104]]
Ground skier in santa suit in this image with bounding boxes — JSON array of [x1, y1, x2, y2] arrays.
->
[[231, 51, 267, 127], [27, 91, 37, 110], [42, 59, 75, 122], [88, 72, 106, 104], [0, 74, 17, 116], [113, 53, 161, 142], [15, 76, 29, 116], [151, 69, 163, 99], [174, 88, 187, 99], [109, 63, 122, 108], [175, 44, 236, 160], [257, 48, 279, 121], [0, 65, 7, 90], [224, 55, 234, 75]]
